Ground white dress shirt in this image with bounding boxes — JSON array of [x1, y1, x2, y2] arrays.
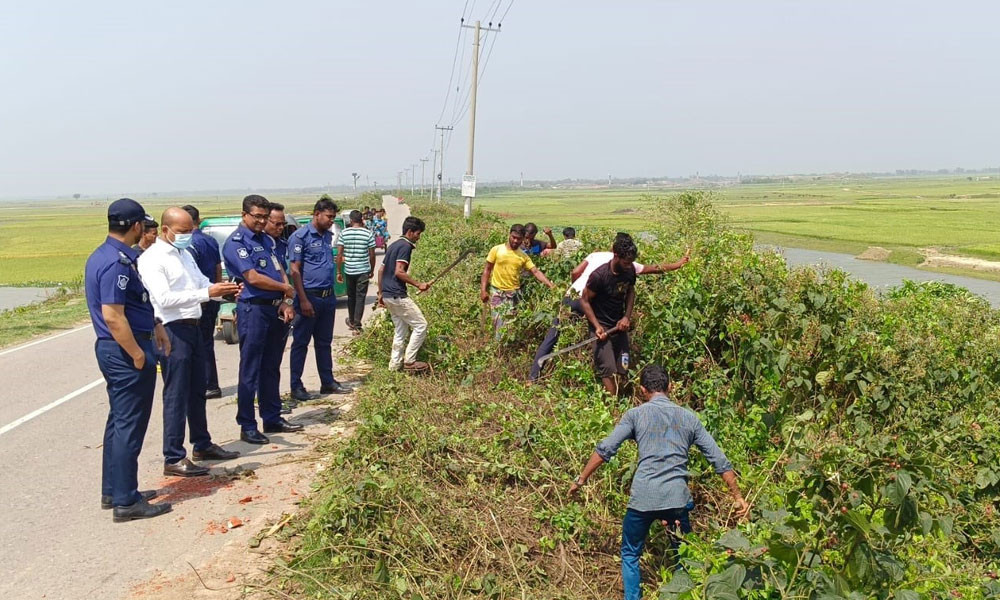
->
[[137, 238, 215, 323], [568, 252, 645, 295]]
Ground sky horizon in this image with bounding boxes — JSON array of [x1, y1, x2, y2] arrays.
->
[[2, 1, 998, 198]]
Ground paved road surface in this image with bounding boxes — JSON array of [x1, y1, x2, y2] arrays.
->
[[0, 196, 407, 599], [0, 287, 56, 311]]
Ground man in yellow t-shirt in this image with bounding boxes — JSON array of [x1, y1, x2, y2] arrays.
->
[[480, 223, 556, 335]]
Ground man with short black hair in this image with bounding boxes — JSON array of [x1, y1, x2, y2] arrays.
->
[[522, 222, 557, 256], [377, 216, 431, 372], [222, 195, 301, 444], [136, 219, 158, 254], [287, 197, 349, 400], [569, 364, 749, 600], [182, 204, 225, 399], [480, 224, 556, 336], [580, 233, 639, 395], [85, 198, 173, 521], [337, 209, 376, 334]]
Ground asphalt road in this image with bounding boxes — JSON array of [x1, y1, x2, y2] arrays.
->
[[0, 196, 407, 599]]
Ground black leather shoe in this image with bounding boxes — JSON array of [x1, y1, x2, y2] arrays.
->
[[241, 429, 269, 444], [262, 418, 304, 433], [102, 489, 157, 510], [205, 388, 223, 399], [163, 457, 210, 477], [192, 444, 240, 461], [290, 388, 318, 402], [113, 499, 172, 522], [320, 381, 350, 395]]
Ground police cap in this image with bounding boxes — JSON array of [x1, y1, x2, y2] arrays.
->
[[108, 198, 152, 227]]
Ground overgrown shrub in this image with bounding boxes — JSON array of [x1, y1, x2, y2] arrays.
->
[[281, 193, 1000, 600]]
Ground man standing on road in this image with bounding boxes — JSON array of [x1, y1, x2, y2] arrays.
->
[[480, 224, 556, 336], [85, 198, 172, 522], [569, 364, 749, 600], [139, 207, 242, 477], [222, 195, 302, 445], [529, 237, 689, 381], [337, 209, 376, 334], [377, 216, 431, 373], [182, 205, 225, 399], [579, 233, 642, 396], [287, 198, 349, 401]]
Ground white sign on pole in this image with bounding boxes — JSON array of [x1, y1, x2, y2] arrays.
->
[[461, 175, 477, 198]]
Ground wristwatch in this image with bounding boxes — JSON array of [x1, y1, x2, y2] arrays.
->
[[283, 298, 294, 306]]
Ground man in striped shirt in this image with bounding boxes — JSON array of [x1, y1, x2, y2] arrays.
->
[[337, 210, 376, 334]]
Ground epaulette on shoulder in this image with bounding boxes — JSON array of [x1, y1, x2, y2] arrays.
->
[[118, 251, 133, 265]]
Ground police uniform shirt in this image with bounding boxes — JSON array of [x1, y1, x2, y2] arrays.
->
[[287, 223, 334, 289], [84, 237, 155, 339], [270, 235, 289, 273], [188, 228, 221, 283], [222, 223, 284, 301]]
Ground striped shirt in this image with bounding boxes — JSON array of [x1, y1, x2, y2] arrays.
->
[[337, 225, 375, 275]]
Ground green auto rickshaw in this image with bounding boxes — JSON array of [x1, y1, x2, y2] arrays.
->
[[200, 212, 348, 344]]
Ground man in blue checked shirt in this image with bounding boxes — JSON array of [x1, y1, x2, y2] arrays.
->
[[569, 364, 749, 600]]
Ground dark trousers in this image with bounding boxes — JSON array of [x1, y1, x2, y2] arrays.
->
[[160, 321, 212, 463], [621, 506, 692, 600], [198, 301, 220, 391], [529, 297, 584, 380], [345, 272, 370, 327], [235, 302, 286, 431], [290, 293, 335, 391], [95, 336, 156, 507]]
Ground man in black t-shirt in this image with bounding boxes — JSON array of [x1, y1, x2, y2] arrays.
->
[[580, 233, 639, 395], [376, 216, 432, 372]]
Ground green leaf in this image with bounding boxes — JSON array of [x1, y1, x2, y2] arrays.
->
[[705, 564, 746, 600], [716, 529, 751, 552], [374, 558, 390, 584], [919, 511, 933, 535], [659, 571, 695, 600], [894, 591, 921, 600], [844, 509, 871, 536]]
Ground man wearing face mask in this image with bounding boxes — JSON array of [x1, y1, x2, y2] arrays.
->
[[138, 207, 242, 476]]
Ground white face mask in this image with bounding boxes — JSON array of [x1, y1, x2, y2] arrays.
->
[[169, 229, 194, 250]]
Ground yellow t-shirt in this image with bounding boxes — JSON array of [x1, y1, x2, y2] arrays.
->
[[486, 243, 536, 291]]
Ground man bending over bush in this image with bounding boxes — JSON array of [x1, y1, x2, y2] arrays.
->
[[569, 364, 749, 600]]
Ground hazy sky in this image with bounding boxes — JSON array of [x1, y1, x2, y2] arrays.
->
[[2, 1, 998, 197]]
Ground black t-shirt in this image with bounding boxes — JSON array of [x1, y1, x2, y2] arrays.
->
[[585, 262, 636, 328], [381, 238, 415, 298]]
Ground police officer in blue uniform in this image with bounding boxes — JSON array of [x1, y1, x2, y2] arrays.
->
[[222, 195, 303, 444], [85, 198, 173, 522], [287, 197, 350, 400], [182, 205, 225, 399]]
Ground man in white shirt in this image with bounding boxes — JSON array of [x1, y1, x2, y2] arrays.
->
[[138, 207, 242, 477], [528, 234, 690, 381]]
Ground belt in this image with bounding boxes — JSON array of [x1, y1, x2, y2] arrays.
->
[[135, 331, 154, 341], [384, 294, 408, 300], [244, 297, 282, 307], [304, 287, 335, 298], [166, 318, 199, 326]]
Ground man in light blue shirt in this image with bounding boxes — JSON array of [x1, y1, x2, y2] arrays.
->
[[570, 364, 749, 600]]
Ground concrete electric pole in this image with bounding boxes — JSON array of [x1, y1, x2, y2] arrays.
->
[[419, 158, 428, 196], [352, 172, 360, 192], [410, 164, 416, 196], [435, 125, 453, 203], [430, 149, 440, 201], [460, 19, 500, 219]]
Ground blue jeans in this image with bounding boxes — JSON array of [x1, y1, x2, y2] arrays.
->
[[621, 506, 692, 600]]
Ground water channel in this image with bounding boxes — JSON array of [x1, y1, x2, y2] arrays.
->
[[774, 247, 1000, 308]]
